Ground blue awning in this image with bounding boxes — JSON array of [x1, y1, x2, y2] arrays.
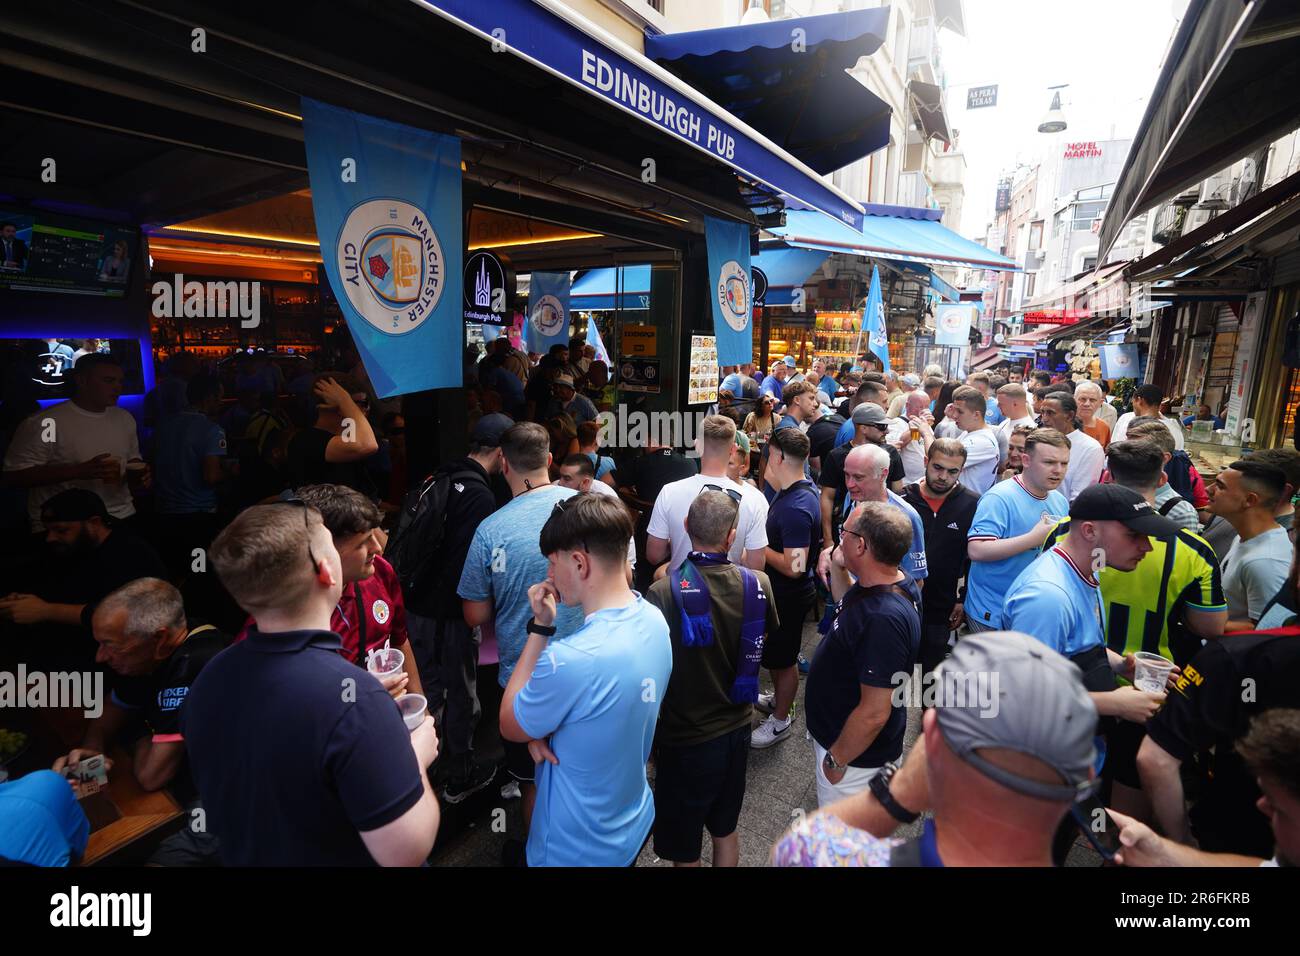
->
[[897, 262, 960, 302], [752, 247, 829, 307], [421, 0, 866, 230], [645, 9, 892, 176], [570, 265, 652, 311], [767, 206, 1017, 272]]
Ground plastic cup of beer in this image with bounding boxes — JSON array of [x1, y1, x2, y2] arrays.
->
[[910, 424, 920, 442], [125, 460, 147, 488], [367, 646, 405, 680], [102, 455, 123, 483], [396, 693, 428, 732], [1133, 652, 1176, 695]]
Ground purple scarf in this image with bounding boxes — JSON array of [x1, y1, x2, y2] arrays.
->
[[671, 551, 767, 703]]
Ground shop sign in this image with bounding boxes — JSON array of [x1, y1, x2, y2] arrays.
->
[[968, 85, 998, 109], [619, 356, 661, 393], [1062, 141, 1103, 160], [622, 324, 658, 355], [463, 250, 509, 325], [751, 266, 768, 307], [1023, 309, 1090, 325]]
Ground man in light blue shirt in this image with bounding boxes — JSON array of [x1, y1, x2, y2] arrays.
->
[[1004, 483, 1176, 744], [0, 770, 89, 866], [500, 494, 672, 866], [965, 428, 1071, 630], [459, 422, 585, 849], [760, 356, 795, 405]]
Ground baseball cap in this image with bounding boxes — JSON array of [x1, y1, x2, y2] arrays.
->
[[934, 631, 1098, 802], [781, 355, 797, 368], [1068, 484, 1179, 537], [470, 412, 514, 448], [733, 430, 751, 455], [902, 373, 920, 388], [553, 373, 575, 388], [851, 403, 888, 426], [41, 488, 111, 524]]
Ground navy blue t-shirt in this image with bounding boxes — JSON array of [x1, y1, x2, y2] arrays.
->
[[806, 577, 922, 768], [765, 479, 823, 598], [180, 626, 425, 866]]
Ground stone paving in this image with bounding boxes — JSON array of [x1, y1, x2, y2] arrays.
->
[[430, 620, 1101, 867]]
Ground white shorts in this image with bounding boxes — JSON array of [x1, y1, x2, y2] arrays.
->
[[813, 740, 881, 808]]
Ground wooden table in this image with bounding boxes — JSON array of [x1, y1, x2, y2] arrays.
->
[[7, 705, 184, 866]]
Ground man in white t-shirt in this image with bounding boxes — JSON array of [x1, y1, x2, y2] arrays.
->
[[1112, 383, 1186, 450], [647, 415, 768, 576], [948, 386, 1001, 495], [994, 382, 1038, 463], [3, 354, 149, 531], [554, 454, 638, 573], [1037, 392, 1104, 502]]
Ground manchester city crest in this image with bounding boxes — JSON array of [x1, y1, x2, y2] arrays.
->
[[716, 259, 751, 332], [337, 198, 444, 335], [530, 294, 565, 336]]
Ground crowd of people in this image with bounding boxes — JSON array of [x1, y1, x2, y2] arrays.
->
[[1, 339, 1297, 870]]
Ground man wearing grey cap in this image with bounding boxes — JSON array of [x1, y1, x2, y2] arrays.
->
[[772, 630, 1098, 866]]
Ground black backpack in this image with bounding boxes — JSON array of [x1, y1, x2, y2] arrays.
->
[[386, 465, 487, 598]]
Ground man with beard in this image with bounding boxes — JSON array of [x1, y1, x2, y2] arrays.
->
[[0, 489, 166, 670], [902, 439, 980, 679]]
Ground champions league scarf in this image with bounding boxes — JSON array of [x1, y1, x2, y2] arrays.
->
[[671, 551, 766, 704]]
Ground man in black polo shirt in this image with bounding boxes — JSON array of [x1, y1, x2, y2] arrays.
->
[[901, 438, 980, 680], [0, 489, 166, 671], [752, 428, 822, 749], [806, 501, 921, 807], [52, 577, 229, 865], [1136, 618, 1300, 857], [182, 502, 440, 866]]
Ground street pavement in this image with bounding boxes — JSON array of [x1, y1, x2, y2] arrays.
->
[[431, 619, 1102, 867]]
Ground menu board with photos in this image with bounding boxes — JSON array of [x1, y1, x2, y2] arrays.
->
[[688, 334, 718, 405]]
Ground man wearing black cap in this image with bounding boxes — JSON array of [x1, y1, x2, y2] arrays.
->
[[399, 412, 510, 805], [0, 489, 166, 668], [1004, 483, 1175, 729]]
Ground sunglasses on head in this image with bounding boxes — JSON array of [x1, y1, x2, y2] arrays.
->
[[275, 493, 321, 574]]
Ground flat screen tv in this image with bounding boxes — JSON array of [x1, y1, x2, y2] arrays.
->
[[0, 206, 138, 298]]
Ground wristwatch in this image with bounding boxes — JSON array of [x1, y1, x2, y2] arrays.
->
[[527, 617, 557, 637], [822, 750, 846, 773], [869, 760, 920, 824]]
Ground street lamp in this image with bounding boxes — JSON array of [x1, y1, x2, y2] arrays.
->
[[1037, 85, 1068, 134]]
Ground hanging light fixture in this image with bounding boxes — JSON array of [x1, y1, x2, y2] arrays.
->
[[740, 0, 771, 25], [1037, 86, 1068, 134]]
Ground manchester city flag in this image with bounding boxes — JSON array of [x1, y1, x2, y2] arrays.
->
[[301, 98, 462, 397], [526, 272, 571, 354], [587, 316, 610, 365], [934, 303, 977, 347], [704, 216, 754, 366], [1100, 343, 1139, 379], [862, 265, 891, 373]]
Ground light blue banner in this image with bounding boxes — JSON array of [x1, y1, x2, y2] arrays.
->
[[862, 265, 891, 373], [526, 272, 572, 354], [705, 216, 754, 366], [1100, 343, 1140, 379], [301, 98, 462, 397]]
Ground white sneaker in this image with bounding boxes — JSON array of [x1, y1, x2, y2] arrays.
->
[[750, 714, 794, 749], [755, 692, 775, 715]]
